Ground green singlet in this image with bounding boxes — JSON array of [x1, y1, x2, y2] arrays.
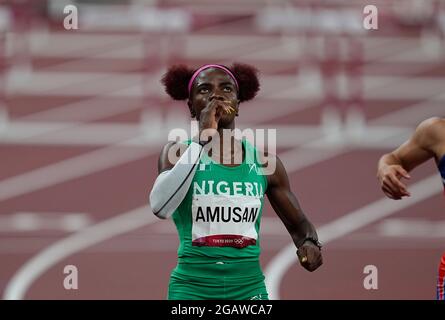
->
[[167, 138, 269, 300]]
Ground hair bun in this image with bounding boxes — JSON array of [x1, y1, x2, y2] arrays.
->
[[231, 63, 260, 102], [161, 65, 194, 100]]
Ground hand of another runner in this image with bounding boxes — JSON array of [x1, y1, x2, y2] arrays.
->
[[377, 164, 411, 200], [297, 241, 323, 272]]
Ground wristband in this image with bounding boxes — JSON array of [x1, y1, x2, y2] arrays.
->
[[298, 237, 322, 250]]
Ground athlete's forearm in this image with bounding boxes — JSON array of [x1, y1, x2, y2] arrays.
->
[[378, 152, 404, 171], [149, 142, 204, 219], [290, 217, 321, 249]]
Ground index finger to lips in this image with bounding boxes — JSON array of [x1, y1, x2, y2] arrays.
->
[[213, 101, 230, 113]]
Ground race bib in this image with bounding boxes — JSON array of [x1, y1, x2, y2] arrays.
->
[[191, 194, 261, 248]]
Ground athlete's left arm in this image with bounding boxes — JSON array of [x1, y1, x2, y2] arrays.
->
[[265, 155, 322, 272]]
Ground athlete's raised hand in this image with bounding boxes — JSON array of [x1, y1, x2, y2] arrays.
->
[[198, 98, 234, 143]]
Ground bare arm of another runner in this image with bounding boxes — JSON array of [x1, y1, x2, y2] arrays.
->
[[377, 117, 442, 200]]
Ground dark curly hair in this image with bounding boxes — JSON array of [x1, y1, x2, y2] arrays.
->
[[161, 63, 260, 103]]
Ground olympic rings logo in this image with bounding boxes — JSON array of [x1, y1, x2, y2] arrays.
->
[[233, 238, 244, 245]]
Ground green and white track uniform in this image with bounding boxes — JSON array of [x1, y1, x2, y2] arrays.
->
[[168, 138, 269, 300]]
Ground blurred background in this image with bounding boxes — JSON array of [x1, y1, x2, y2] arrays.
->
[[0, 0, 444, 299]]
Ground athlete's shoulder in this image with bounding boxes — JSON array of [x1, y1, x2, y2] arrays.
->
[[158, 140, 191, 173], [160, 139, 192, 153], [416, 117, 444, 137], [262, 153, 286, 188], [159, 141, 180, 161], [248, 143, 279, 175], [414, 117, 444, 148], [160, 141, 178, 152]]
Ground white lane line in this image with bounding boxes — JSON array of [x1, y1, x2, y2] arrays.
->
[[371, 99, 445, 126], [8, 72, 445, 99], [0, 137, 159, 202], [0, 122, 408, 148], [19, 96, 144, 122], [1, 100, 321, 147], [0, 212, 92, 232], [264, 174, 442, 299], [0, 122, 146, 146], [24, 32, 435, 62], [3, 205, 156, 300], [376, 218, 445, 238]]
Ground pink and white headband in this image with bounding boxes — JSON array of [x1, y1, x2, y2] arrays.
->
[[187, 64, 239, 94]]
